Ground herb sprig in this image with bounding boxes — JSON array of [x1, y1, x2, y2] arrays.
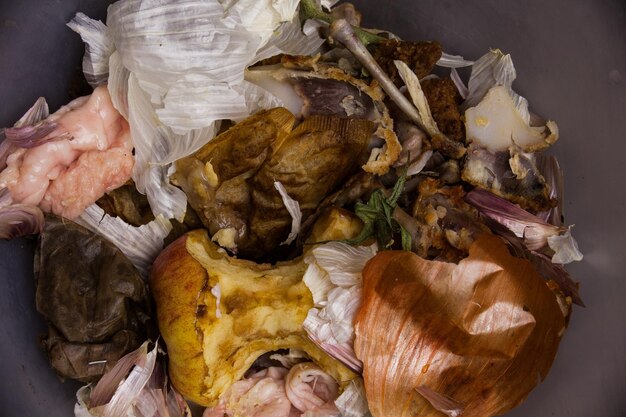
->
[[344, 172, 412, 251]]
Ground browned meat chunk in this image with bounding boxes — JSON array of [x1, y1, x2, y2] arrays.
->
[[411, 178, 491, 262], [422, 77, 465, 143], [370, 39, 442, 87], [462, 145, 556, 212], [294, 78, 375, 119]]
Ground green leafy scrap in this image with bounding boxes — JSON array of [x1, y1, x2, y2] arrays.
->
[[344, 173, 412, 251]]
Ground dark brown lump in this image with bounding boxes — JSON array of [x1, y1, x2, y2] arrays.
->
[[421, 78, 465, 143], [370, 39, 442, 86]]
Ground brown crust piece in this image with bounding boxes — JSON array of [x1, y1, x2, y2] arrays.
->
[[371, 39, 442, 87], [422, 78, 465, 143], [410, 178, 490, 262]]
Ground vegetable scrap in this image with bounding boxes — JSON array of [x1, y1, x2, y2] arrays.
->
[[35, 215, 151, 382]]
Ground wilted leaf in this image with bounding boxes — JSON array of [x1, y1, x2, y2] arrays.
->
[[35, 214, 152, 382]]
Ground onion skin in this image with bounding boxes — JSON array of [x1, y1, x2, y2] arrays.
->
[[354, 234, 566, 417], [0, 204, 44, 239], [4, 122, 60, 148]]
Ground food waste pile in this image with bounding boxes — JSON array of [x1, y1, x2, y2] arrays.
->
[[0, 1, 583, 416]]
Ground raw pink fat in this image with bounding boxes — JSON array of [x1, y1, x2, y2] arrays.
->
[[0, 85, 134, 219]]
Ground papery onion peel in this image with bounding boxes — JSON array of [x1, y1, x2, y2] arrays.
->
[[354, 234, 566, 417]]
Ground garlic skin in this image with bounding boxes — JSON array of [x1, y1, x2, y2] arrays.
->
[[547, 227, 584, 264], [74, 342, 191, 417], [274, 181, 302, 245], [334, 378, 371, 417], [302, 242, 378, 372]]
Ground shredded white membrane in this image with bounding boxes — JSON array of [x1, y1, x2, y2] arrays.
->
[[252, 16, 325, 64], [450, 67, 469, 99], [302, 242, 377, 367], [103, 345, 158, 416], [67, 13, 114, 87], [436, 52, 474, 68], [462, 49, 530, 123], [127, 73, 208, 220], [274, 181, 302, 245], [334, 378, 372, 417], [76, 204, 172, 278], [223, 0, 300, 45], [107, 51, 131, 119], [317, 0, 341, 10], [548, 227, 584, 264], [75, 342, 189, 417]]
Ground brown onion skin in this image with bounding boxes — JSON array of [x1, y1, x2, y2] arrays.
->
[[354, 234, 566, 417]]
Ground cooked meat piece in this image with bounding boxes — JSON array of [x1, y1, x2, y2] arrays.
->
[[462, 144, 556, 212], [294, 78, 375, 119], [370, 39, 442, 87], [422, 77, 465, 143], [411, 178, 491, 262]]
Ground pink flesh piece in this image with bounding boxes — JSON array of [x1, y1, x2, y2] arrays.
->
[[0, 85, 133, 219]]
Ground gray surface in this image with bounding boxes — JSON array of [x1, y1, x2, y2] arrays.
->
[[1, 0, 625, 416]]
